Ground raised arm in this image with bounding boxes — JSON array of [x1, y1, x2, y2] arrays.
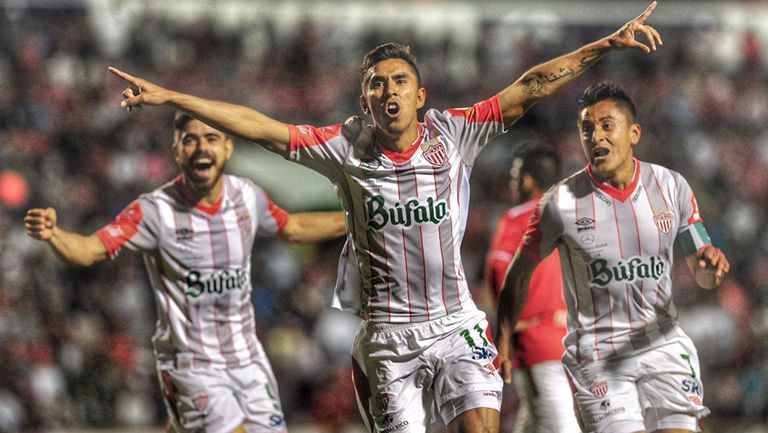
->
[[279, 211, 346, 244], [24, 208, 109, 267], [498, 1, 662, 127], [108, 67, 291, 155], [495, 250, 541, 384], [686, 244, 730, 290]]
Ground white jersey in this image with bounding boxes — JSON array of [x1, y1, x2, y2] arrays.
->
[[287, 96, 506, 323], [95, 175, 288, 368], [520, 160, 711, 364]]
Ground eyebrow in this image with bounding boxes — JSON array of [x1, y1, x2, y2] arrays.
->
[[369, 71, 412, 84]]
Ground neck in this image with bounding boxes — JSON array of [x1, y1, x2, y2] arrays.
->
[[375, 123, 420, 153], [179, 176, 224, 207], [600, 158, 636, 190]]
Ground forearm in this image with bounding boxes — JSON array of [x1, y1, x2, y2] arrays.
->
[[495, 257, 534, 356], [167, 92, 290, 153], [499, 38, 611, 123], [47, 227, 109, 267], [281, 211, 346, 243]]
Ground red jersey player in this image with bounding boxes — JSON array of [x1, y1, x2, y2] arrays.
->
[[486, 147, 580, 433]]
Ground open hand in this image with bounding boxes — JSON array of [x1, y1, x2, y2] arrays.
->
[[608, 1, 663, 53], [24, 208, 58, 241]]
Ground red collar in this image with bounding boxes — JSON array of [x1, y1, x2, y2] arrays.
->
[[377, 124, 424, 164], [586, 159, 640, 202], [174, 175, 224, 215]]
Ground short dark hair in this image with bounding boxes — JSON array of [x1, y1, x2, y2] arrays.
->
[[514, 146, 561, 190], [578, 81, 637, 123], [173, 111, 195, 132], [360, 42, 421, 87]]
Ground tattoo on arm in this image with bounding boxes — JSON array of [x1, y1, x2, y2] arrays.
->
[[522, 73, 547, 95]]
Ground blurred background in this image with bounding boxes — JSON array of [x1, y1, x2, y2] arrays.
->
[[1, 0, 767, 432]]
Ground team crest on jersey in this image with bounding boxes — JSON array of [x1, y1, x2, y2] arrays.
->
[[421, 137, 448, 167], [237, 211, 252, 236], [653, 211, 673, 234], [590, 378, 608, 398], [175, 227, 194, 241], [192, 392, 209, 413], [374, 393, 390, 413]]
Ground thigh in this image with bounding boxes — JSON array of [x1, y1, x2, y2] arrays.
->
[[352, 333, 434, 433], [233, 360, 288, 433], [447, 406, 499, 433], [433, 312, 503, 426], [637, 339, 707, 432], [564, 361, 645, 433], [158, 367, 244, 433]]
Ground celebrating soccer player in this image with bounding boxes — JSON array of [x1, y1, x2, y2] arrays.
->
[[496, 82, 730, 433], [108, 3, 662, 432], [24, 114, 346, 433]]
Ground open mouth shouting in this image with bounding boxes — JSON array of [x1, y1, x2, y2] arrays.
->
[[189, 157, 215, 181], [592, 147, 610, 164], [384, 100, 401, 118]]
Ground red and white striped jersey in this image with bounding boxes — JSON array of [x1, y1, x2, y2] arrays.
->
[[287, 96, 506, 323], [520, 159, 712, 364], [95, 175, 288, 368]]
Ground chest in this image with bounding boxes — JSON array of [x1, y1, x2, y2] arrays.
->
[[559, 185, 679, 261], [158, 205, 257, 269]]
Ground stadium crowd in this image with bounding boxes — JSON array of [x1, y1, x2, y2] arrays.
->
[[0, 3, 767, 432]]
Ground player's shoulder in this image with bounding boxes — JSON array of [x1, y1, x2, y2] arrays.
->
[[639, 160, 686, 187], [140, 178, 178, 206], [504, 200, 538, 222], [548, 167, 588, 201], [223, 174, 272, 200]]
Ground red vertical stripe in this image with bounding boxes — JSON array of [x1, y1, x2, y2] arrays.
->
[[395, 170, 413, 321], [609, 199, 623, 355], [412, 168, 430, 321], [433, 167, 448, 316]]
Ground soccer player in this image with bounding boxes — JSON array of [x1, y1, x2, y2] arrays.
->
[[485, 147, 580, 433], [108, 3, 662, 432], [496, 82, 730, 433], [24, 113, 346, 433]]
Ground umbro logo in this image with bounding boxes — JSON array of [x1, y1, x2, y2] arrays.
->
[[575, 217, 596, 232]]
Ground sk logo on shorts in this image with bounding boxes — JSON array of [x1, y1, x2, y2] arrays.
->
[[193, 392, 209, 413], [653, 212, 673, 234], [590, 378, 608, 398]]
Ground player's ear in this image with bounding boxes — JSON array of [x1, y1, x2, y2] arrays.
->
[[224, 137, 234, 161], [629, 123, 641, 146], [416, 87, 426, 109], [360, 95, 370, 116]]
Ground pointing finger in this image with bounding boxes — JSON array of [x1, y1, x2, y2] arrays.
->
[[108, 66, 138, 84], [636, 1, 657, 24]]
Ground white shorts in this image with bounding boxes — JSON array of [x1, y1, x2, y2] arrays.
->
[[157, 353, 287, 433], [351, 310, 503, 433], [564, 337, 708, 433], [512, 360, 581, 433]]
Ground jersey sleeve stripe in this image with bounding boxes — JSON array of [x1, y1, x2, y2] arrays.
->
[[445, 94, 503, 124], [288, 123, 343, 151], [94, 200, 143, 259], [262, 190, 289, 230]]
